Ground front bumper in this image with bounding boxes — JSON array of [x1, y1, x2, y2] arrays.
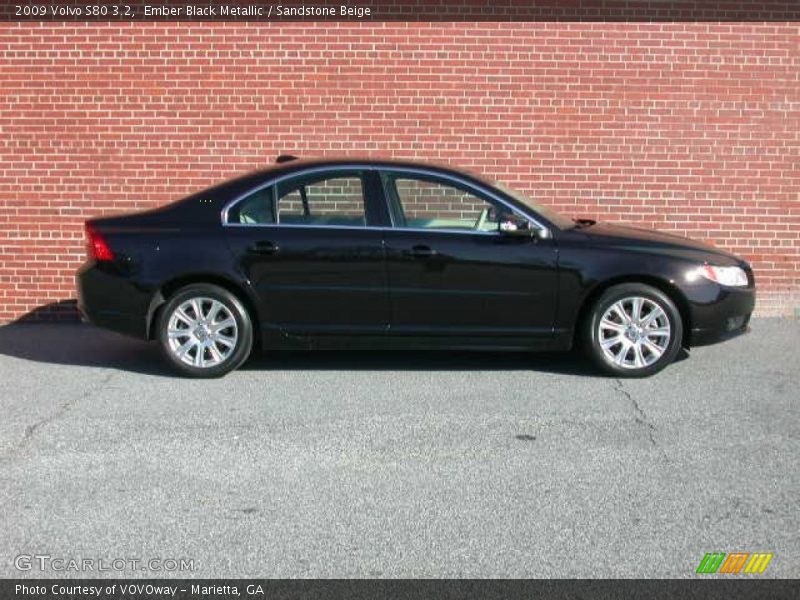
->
[[688, 283, 756, 347]]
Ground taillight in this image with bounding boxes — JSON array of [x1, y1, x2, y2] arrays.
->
[[85, 223, 114, 261]]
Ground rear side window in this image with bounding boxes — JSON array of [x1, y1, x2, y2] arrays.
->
[[276, 172, 367, 227], [227, 187, 275, 225]]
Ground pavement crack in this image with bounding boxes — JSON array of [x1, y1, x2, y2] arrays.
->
[[3, 369, 116, 461], [612, 378, 665, 456]]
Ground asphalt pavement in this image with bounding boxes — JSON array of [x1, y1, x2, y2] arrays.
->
[[0, 319, 797, 578]]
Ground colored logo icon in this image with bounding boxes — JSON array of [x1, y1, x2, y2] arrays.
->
[[696, 552, 773, 574]]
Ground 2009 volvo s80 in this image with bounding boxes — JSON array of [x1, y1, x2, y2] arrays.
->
[[77, 157, 755, 378]]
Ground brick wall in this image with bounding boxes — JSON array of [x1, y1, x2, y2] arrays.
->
[[0, 22, 798, 321]]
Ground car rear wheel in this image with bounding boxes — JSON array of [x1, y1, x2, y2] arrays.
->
[[585, 283, 683, 377], [158, 283, 253, 378]]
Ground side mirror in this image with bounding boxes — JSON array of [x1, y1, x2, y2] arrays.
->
[[502, 224, 551, 240], [489, 206, 550, 239], [499, 226, 538, 239], [496, 214, 549, 239]]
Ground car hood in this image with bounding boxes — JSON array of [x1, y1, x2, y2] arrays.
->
[[577, 222, 744, 265]]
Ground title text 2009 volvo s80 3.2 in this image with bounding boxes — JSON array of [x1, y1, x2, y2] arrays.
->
[[77, 157, 755, 378]]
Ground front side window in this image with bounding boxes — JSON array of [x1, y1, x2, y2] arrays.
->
[[276, 172, 367, 227], [384, 174, 531, 233]]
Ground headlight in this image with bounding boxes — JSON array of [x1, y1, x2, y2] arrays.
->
[[697, 265, 749, 287]]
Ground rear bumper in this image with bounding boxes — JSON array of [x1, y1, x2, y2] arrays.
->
[[688, 284, 756, 347], [76, 261, 150, 339]]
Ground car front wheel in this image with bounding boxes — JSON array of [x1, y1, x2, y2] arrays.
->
[[158, 283, 253, 378], [585, 283, 683, 377]]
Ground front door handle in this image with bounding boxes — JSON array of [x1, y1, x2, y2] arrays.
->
[[248, 241, 280, 255], [403, 245, 437, 259]]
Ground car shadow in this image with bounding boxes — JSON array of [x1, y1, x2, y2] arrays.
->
[[0, 321, 602, 378], [242, 346, 597, 376], [0, 322, 173, 377]]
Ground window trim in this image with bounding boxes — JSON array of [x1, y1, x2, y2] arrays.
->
[[223, 167, 372, 229], [220, 164, 551, 237]]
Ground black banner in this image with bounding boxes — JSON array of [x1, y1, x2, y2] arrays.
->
[[1, 0, 800, 22], [3, 580, 800, 600]]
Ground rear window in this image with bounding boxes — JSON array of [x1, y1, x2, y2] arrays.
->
[[227, 187, 275, 225], [276, 174, 367, 227]]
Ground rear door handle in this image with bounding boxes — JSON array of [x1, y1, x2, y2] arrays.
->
[[248, 241, 280, 255], [403, 245, 437, 259]]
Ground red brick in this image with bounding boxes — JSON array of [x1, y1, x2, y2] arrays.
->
[[0, 21, 798, 320]]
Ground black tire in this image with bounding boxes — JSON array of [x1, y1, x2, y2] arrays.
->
[[584, 283, 683, 378], [157, 283, 253, 378]]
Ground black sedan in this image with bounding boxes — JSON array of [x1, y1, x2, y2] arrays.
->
[[77, 157, 755, 378]]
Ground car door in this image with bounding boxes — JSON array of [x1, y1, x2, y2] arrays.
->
[[379, 170, 559, 346], [223, 167, 390, 343]]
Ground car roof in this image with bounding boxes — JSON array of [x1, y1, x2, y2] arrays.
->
[[175, 157, 483, 216], [169, 155, 571, 232], [195, 156, 493, 206], [245, 156, 482, 181]]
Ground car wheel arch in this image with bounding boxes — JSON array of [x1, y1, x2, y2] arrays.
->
[[572, 275, 693, 349], [147, 274, 261, 346]]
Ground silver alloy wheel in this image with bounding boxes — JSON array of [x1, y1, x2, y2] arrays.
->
[[598, 296, 671, 370], [166, 297, 238, 368]]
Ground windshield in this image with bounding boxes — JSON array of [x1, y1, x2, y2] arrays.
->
[[489, 180, 575, 230]]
